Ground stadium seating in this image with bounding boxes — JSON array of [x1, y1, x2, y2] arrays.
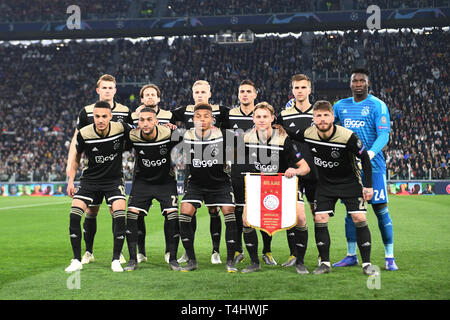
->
[[0, 0, 131, 22], [0, 29, 448, 182], [0, 0, 446, 23]]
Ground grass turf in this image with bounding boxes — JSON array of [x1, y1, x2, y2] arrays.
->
[[0, 195, 449, 300]]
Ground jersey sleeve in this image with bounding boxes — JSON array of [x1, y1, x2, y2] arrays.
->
[[286, 127, 305, 143], [284, 137, 304, 164], [347, 133, 372, 187], [121, 123, 133, 151], [219, 106, 230, 127], [220, 109, 231, 129], [333, 100, 343, 125], [274, 112, 283, 126], [125, 110, 134, 125], [169, 128, 185, 151], [76, 108, 89, 130], [373, 99, 391, 135], [171, 106, 185, 123], [370, 99, 391, 155], [75, 131, 85, 154]]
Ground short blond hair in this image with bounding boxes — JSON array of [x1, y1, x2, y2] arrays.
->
[[97, 74, 116, 87], [291, 74, 311, 86], [192, 80, 211, 91], [254, 101, 275, 116]]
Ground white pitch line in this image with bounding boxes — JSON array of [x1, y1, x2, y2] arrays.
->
[[0, 200, 71, 210]]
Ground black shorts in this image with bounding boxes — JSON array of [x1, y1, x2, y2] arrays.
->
[[128, 179, 179, 216], [182, 180, 235, 208], [232, 177, 245, 207], [73, 179, 126, 207], [298, 179, 317, 204], [314, 182, 366, 217]]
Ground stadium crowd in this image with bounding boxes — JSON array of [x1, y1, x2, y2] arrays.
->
[[0, 0, 131, 22], [159, 35, 305, 110], [164, 0, 445, 17], [0, 0, 446, 23], [0, 29, 448, 183]]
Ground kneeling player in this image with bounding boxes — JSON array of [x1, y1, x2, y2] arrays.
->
[[65, 101, 131, 273], [178, 104, 239, 272], [124, 107, 181, 271], [241, 102, 311, 274]]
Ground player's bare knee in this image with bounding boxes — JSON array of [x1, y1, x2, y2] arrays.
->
[[85, 205, 99, 216], [72, 199, 88, 213], [221, 206, 234, 215], [314, 213, 329, 224], [296, 216, 307, 227], [180, 202, 196, 216], [350, 213, 367, 223], [111, 199, 126, 212]]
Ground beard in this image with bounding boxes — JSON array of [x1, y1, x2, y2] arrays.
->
[[145, 103, 157, 109], [316, 122, 333, 133], [142, 126, 155, 136]]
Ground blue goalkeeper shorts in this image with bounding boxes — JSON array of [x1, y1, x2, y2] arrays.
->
[[361, 171, 388, 204]]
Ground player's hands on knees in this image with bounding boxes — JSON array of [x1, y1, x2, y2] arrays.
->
[[284, 168, 298, 178], [67, 182, 76, 198], [362, 187, 374, 201]]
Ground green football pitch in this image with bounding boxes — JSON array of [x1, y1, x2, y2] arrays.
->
[[0, 195, 449, 300]]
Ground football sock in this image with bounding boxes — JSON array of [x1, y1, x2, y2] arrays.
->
[[166, 211, 180, 261], [209, 209, 222, 253], [191, 214, 197, 242], [374, 206, 394, 257], [234, 206, 244, 253], [112, 210, 126, 261], [179, 213, 196, 261], [83, 214, 97, 254], [164, 214, 169, 254], [224, 213, 238, 261], [344, 213, 357, 256], [243, 226, 259, 264], [315, 222, 330, 263], [294, 225, 308, 264], [287, 228, 296, 256], [125, 211, 139, 261], [260, 230, 272, 254], [355, 221, 372, 264], [69, 206, 84, 261], [137, 212, 146, 256]]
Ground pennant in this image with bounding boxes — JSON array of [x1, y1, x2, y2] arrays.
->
[[244, 173, 298, 236]]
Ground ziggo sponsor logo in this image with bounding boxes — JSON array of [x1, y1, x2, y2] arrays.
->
[[344, 119, 365, 128]]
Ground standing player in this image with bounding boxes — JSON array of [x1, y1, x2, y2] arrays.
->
[[65, 101, 131, 273], [277, 74, 318, 267], [66, 74, 132, 265], [123, 107, 181, 271], [241, 102, 311, 274], [132, 84, 173, 126], [333, 68, 398, 271], [178, 103, 238, 272], [289, 100, 378, 276], [130, 84, 175, 264], [172, 80, 230, 265], [221, 79, 257, 264]]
